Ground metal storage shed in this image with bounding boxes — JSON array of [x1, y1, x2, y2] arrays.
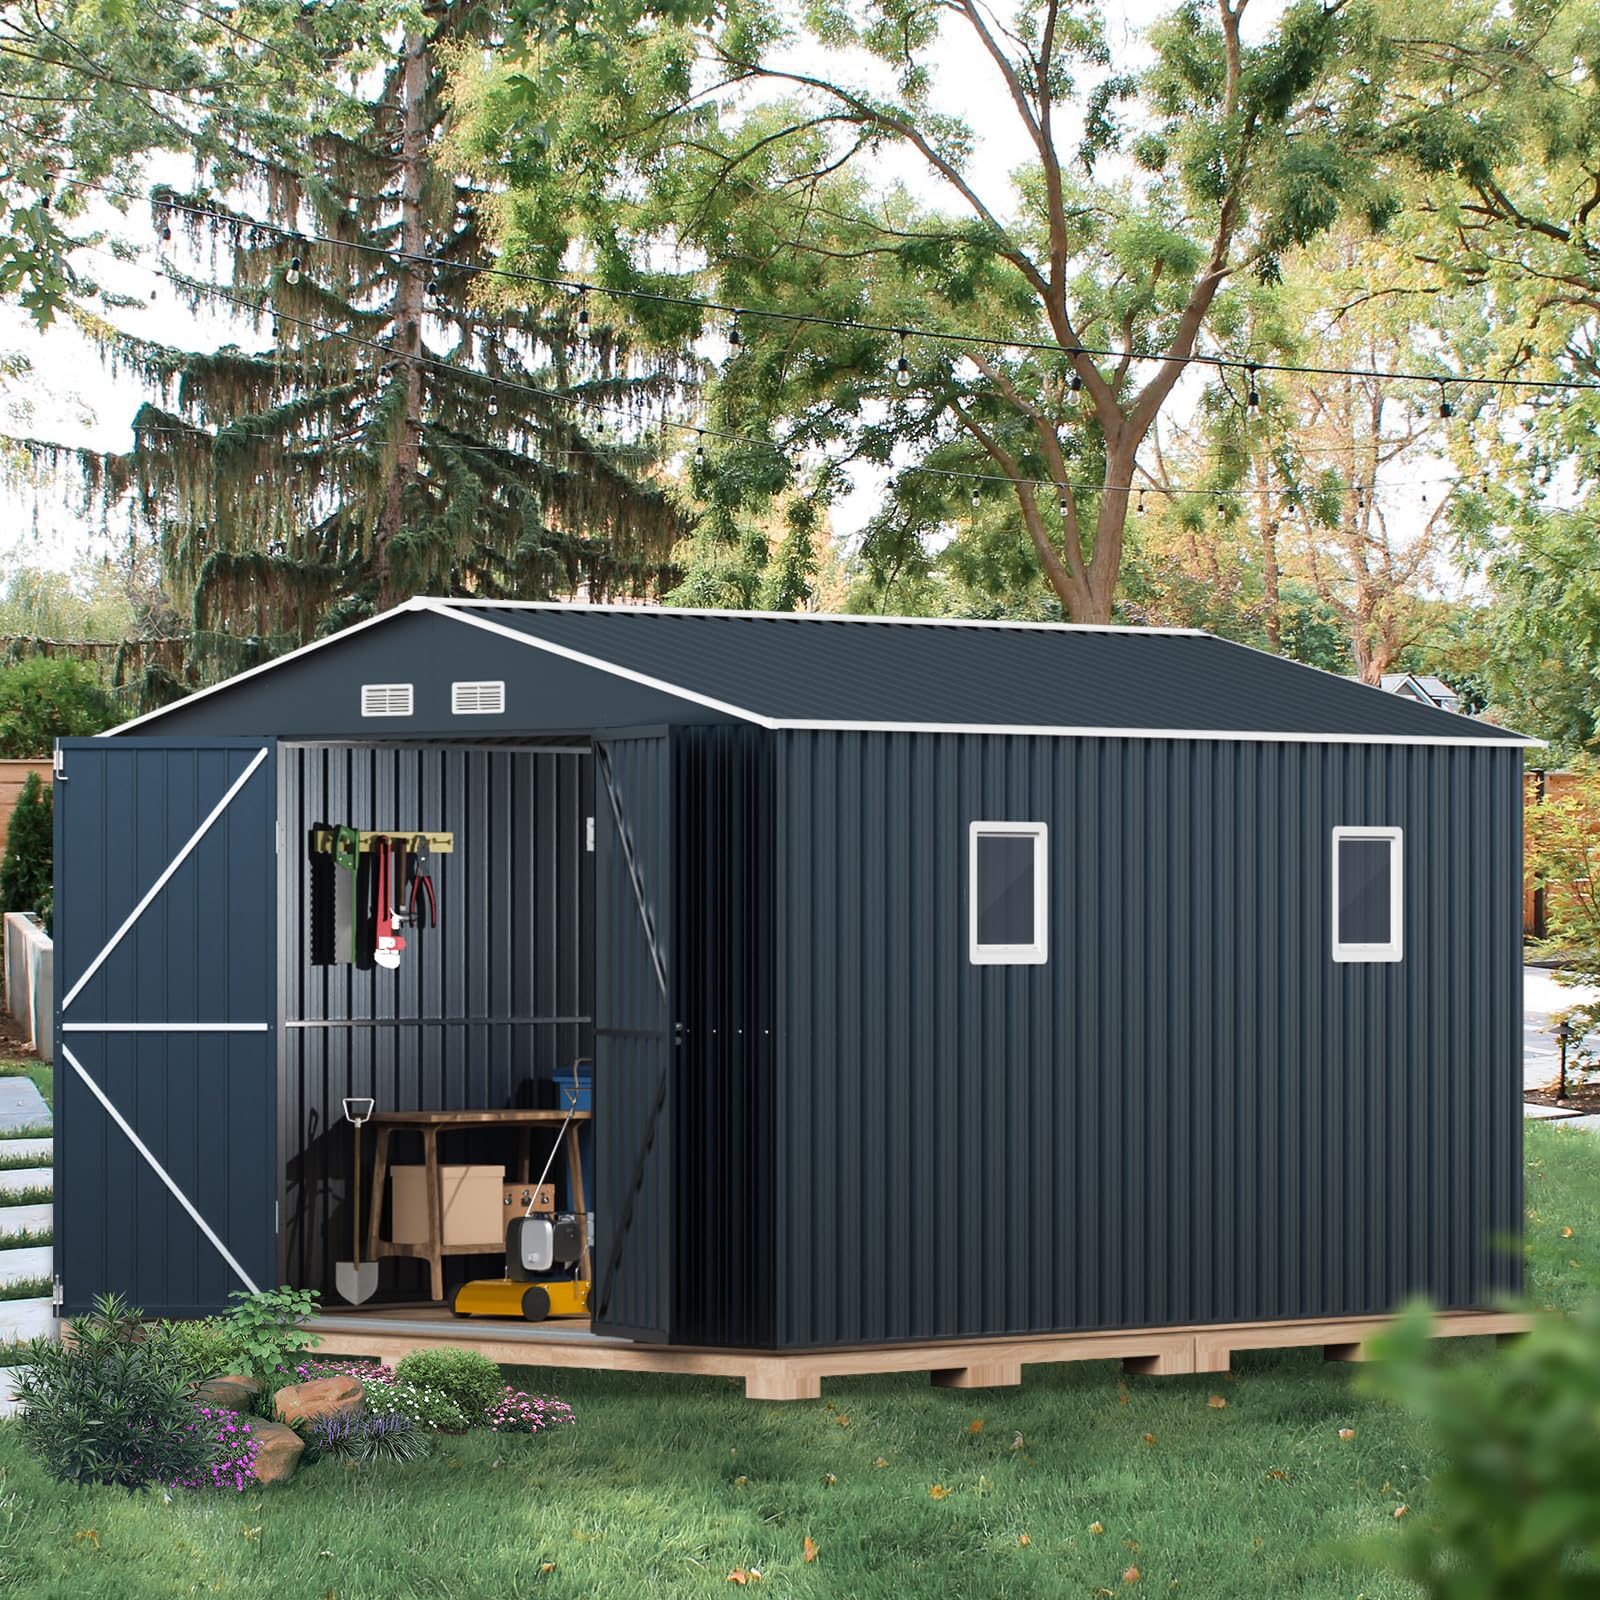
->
[[52, 600, 1531, 1362]]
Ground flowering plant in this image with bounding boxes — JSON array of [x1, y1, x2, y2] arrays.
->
[[484, 1386, 576, 1435], [171, 1405, 260, 1492], [361, 1377, 470, 1431], [284, 1357, 395, 1387]]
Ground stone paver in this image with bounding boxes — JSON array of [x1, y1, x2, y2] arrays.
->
[[0, 1076, 49, 1134], [0, 1169, 51, 1194], [0, 1204, 51, 1234], [0, 1246, 51, 1283], [0, 1139, 50, 1163]]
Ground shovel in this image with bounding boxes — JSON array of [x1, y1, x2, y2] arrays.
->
[[335, 1097, 379, 1304]]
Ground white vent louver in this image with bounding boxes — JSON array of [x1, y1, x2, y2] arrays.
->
[[360, 683, 414, 718], [452, 680, 506, 715]]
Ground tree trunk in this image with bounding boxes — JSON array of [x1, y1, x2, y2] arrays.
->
[[374, 31, 430, 610]]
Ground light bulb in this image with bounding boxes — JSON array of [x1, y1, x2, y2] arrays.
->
[[1067, 372, 1083, 407], [728, 318, 741, 350], [895, 355, 911, 388]]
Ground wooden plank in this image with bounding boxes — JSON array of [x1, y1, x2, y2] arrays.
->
[[303, 1309, 1529, 1400]]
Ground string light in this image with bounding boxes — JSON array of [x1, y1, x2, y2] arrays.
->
[[1438, 383, 1453, 419], [971, 486, 981, 510], [727, 315, 741, 351], [894, 332, 911, 389], [1066, 358, 1083, 409], [575, 289, 591, 343], [1246, 365, 1260, 409], [286, 255, 302, 286], [86, 241, 1458, 514], [694, 433, 706, 470]]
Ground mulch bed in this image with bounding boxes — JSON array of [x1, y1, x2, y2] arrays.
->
[[1526, 1081, 1600, 1114]]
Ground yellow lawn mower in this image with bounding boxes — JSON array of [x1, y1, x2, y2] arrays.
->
[[451, 1097, 589, 1322]]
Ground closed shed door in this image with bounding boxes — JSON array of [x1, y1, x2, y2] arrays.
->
[[53, 739, 276, 1317], [591, 732, 675, 1341]]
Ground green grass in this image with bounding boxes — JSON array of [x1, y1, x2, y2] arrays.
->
[[0, 1229, 50, 1250], [0, 1277, 48, 1304], [0, 1154, 48, 1174], [0, 1188, 50, 1210], [0, 1123, 1594, 1600], [0, 1060, 51, 1112]]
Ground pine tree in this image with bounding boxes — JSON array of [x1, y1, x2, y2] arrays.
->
[[121, 5, 695, 675], [0, 771, 52, 918]]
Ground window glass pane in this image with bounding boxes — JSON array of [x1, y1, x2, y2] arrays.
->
[[1338, 837, 1392, 945], [977, 833, 1036, 946]]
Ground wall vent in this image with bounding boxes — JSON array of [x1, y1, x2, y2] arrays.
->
[[452, 680, 506, 715], [360, 683, 414, 718]]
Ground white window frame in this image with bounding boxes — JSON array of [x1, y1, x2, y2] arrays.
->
[[1331, 825, 1404, 964], [969, 821, 1049, 965]]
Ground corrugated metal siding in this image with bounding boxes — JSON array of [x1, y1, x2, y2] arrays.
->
[[591, 733, 675, 1341], [55, 740, 277, 1316], [278, 744, 592, 1298], [772, 732, 1523, 1347], [672, 726, 778, 1346]]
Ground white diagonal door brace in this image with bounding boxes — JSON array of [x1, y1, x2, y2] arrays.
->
[[60, 747, 269, 1013], [59, 1044, 262, 1294]]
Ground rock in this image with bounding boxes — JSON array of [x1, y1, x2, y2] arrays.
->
[[196, 1374, 261, 1410], [274, 1374, 364, 1427], [250, 1419, 305, 1485]]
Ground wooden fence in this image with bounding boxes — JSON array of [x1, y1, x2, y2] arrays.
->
[[1526, 770, 1592, 938], [0, 761, 51, 853]]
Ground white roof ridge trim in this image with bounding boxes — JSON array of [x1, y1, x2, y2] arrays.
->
[[432, 598, 1209, 635]]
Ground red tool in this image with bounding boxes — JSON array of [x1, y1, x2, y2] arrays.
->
[[406, 833, 437, 930], [373, 835, 406, 969]]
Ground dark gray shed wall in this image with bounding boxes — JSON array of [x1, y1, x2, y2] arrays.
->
[[770, 731, 1523, 1346]]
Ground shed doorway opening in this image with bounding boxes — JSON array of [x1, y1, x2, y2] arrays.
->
[[277, 740, 598, 1312]]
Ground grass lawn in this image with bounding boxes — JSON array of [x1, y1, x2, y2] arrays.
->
[[0, 1057, 51, 1111], [0, 1121, 1594, 1600]]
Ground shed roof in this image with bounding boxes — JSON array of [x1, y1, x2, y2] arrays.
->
[[112, 599, 1537, 746]]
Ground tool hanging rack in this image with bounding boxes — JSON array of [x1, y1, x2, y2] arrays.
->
[[309, 827, 455, 854]]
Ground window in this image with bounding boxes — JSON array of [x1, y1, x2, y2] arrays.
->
[[1331, 826, 1403, 963], [360, 683, 413, 717], [969, 821, 1048, 965]]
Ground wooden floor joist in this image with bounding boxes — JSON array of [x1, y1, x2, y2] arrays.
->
[[303, 1307, 1528, 1401]]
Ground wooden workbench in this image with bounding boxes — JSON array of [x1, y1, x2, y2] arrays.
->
[[363, 1109, 592, 1301]]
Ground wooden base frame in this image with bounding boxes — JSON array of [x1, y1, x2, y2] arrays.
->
[[303, 1308, 1527, 1402]]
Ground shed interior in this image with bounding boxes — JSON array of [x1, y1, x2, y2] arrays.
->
[[277, 738, 596, 1305]]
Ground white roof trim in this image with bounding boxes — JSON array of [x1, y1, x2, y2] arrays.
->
[[106, 595, 1543, 748], [433, 599, 1207, 635], [103, 597, 433, 736], [426, 602, 770, 725]]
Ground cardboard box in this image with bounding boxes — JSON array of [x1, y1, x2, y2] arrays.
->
[[502, 1182, 555, 1216], [389, 1164, 505, 1246]]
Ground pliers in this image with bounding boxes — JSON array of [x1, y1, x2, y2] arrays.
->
[[406, 833, 437, 930]]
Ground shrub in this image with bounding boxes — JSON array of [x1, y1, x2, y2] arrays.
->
[[0, 656, 117, 757], [285, 1356, 394, 1387], [1361, 1299, 1600, 1596], [302, 1406, 428, 1464], [13, 1293, 212, 1490], [394, 1347, 503, 1420], [0, 771, 50, 919], [169, 1405, 260, 1492], [157, 1317, 248, 1385], [484, 1386, 577, 1435], [362, 1377, 470, 1432], [223, 1285, 320, 1388]]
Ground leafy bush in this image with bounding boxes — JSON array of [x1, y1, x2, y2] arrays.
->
[[170, 1405, 260, 1492], [302, 1406, 428, 1464], [1361, 1299, 1600, 1596], [1526, 767, 1600, 1074], [0, 771, 50, 919], [13, 1293, 212, 1490], [363, 1377, 470, 1432], [0, 656, 117, 758], [156, 1317, 248, 1385], [484, 1386, 577, 1435], [223, 1286, 320, 1388], [394, 1347, 502, 1420]]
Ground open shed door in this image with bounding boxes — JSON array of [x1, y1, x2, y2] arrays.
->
[[591, 731, 676, 1341], [53, 738, 276, 1317]]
